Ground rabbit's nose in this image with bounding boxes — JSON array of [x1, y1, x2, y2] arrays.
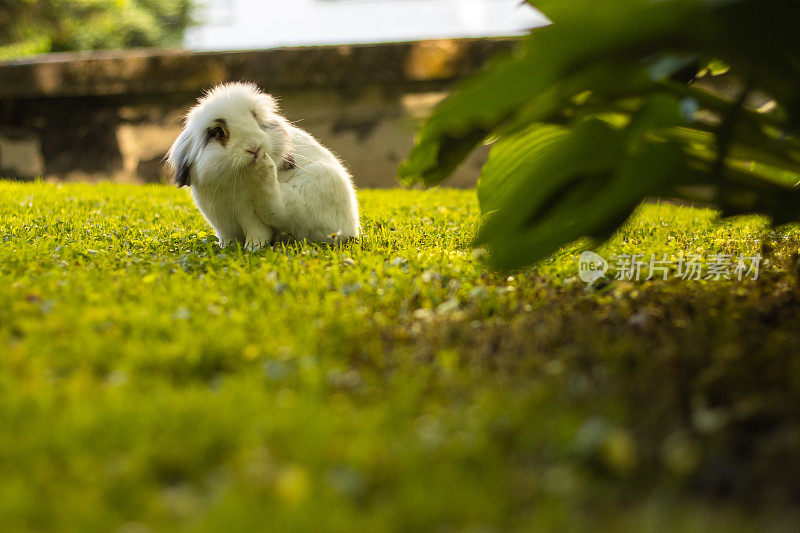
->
[[245, 146, 261, 157]]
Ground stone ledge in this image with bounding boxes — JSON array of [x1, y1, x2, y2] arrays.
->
[[0, 38, 519, 99], [0, 38, 515, 186]]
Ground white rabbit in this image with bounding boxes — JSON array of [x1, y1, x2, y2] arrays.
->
[[167, 82, 360, 249]]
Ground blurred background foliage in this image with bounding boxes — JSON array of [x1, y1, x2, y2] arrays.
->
[[0, 0, 195, 60], [400, 0, 800, 270]]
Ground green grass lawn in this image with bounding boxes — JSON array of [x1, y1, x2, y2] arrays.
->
[[2, 181, 800, 531]]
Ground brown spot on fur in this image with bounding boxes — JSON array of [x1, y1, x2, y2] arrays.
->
[[280, 153, 296, 171]]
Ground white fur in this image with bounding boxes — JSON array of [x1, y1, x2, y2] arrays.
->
[[167, 82, 360, 249]]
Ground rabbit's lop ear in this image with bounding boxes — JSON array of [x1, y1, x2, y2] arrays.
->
[[167, 128, 197, 188]]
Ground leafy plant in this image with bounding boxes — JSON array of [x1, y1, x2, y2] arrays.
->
[[399, 0, 800, 270]]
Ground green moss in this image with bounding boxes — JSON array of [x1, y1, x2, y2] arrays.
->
[[1, 182, 799, 530]]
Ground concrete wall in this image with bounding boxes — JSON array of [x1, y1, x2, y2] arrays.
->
[[0, 39, 517, 187]]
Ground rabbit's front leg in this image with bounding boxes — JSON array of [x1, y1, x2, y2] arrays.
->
[[244, 231, 272, 250], [237, 200, 272, 250], [251, 155, 288, 232], [239, 162, 279, 250]]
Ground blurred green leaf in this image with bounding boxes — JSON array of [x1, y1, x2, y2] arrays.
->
[[477, 95, 697, 269], [401, 0, 800, 270]]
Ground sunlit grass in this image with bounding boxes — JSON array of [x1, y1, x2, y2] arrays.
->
[[1, 181, 799, 530]]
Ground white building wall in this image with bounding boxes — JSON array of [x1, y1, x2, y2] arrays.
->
[[186, 0, 548, 51]]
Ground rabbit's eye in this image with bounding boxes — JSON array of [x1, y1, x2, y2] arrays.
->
[[207, 126, 225, 140], [206, 119, 229, 146]]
